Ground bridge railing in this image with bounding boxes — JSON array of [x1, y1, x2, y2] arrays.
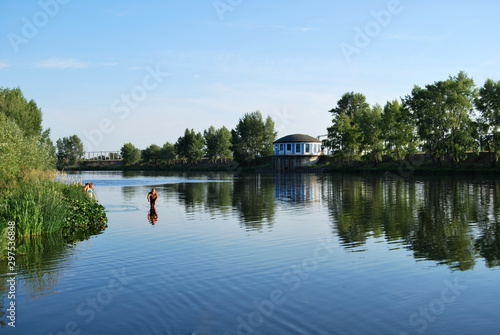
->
[[83, 151, 122, 161]]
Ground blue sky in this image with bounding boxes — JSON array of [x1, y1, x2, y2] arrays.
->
[[1, 0, 500, 152]]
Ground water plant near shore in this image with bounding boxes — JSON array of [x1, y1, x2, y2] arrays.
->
[[0, 178, 107, 239]]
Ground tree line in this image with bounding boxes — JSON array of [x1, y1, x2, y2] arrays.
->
[[119, 111, 277, 166], [325, 71, 500, 167], [48, 70, 500, 169]]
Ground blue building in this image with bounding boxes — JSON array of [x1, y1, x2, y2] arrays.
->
[[273, 134, 322, 171]]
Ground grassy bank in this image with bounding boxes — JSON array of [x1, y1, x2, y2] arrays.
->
[[0, 176, 107, 240], [0, 88, 108, 262]]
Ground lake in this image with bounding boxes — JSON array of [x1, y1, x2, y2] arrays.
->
[[1, 171, 499, 334]]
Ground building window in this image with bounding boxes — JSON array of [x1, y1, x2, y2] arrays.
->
[[280, 144, 283, 151], [296, 143, 300, 153], [287, 143, 291, 151], [305, 144, 310, 153]]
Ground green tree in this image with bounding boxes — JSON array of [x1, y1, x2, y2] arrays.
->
[[120, 142, 141, 166], [217, 126, 233, 160], [141, 144, 161, 165], [0, 116, 55, 186], [325, 92, 369, 165], [56, 135, 84, 166], [231, 111, 277, 162], [359, 104, 384, 165], [0, 87, 43, 138], [380, 99, 416, 161], [39, 128, 57, 161], [404, 71, 477, 166], [160, 142, 176, 164], [475, 78, 500, 166], [175, 128, 205, 163], [204, 125, 233, 161], [204, 126, 219, 161]]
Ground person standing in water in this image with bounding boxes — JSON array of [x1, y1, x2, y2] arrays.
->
[[147, 188, 158, 210]]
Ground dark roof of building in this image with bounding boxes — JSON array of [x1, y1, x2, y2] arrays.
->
[[273, 134, 321, 143]]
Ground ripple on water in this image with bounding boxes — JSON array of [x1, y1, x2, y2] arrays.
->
[[104, 204, 140, 213]]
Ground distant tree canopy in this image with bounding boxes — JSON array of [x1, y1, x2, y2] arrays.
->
[[142, 144, 161, 165], [475, 78, 500, 166], [160, 142, 176, 164], [121, 142, 141, 166], [56, 135, 84, 166], [175, 128, 205, 163], [404, 71, 477, 166], [326, 71, 498, 166], [380, 99, 416, 161], [231, 111, 277, 163], [204, 125, 232, 161], [326, 92, 369, 164]]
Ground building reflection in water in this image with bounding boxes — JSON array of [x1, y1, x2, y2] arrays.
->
[[274, 173, 323, 206]]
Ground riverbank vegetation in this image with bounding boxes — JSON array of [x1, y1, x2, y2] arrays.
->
[[116, 110, 276, 167], [58, 71, 500, 173], [325, 72, 500, 168], [0, 87, 107, 250]]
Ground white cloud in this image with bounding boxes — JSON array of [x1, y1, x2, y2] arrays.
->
[[0, 62, 10, 70], [35, 58, 88, 69]]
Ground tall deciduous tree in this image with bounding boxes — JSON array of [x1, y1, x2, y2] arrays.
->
[[204, 126, 219, 161], [160, 142, 176, 164], [175, 128, 205, 163], [476, 78, 500, 166], [204, 126, 232, 161], [380, 99, 416, 161], [217, 126, 233, 160], [142, 144, 161, 165], [120, 142, 141, 166], [56, 135, 84, 166], [231, 111, 277, 163], [404, 71, 477, 166], [359, 104, 383, 165], [325, 92, 369, 165]]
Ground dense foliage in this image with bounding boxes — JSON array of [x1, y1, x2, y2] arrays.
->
[[204, 125, 232, 161], [56, 134, 84, 167], [175, 128, 205, 163], [231, 111, 277, 162], [0, 87, 107, 241], [0, 87, 43, 138], [326, 72, 500, 166], [120, 142, 141, 166]]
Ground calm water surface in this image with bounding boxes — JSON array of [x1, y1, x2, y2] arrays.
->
[[1, 171, 499, 335]]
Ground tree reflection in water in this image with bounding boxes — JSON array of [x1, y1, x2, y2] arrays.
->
[[326, 174, 500, 270]]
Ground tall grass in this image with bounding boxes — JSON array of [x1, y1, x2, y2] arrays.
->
[[0, 177, 107, 238], [1, 180, 66, 236]]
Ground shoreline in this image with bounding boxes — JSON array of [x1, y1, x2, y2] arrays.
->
[[62, 154, 500, 177]]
